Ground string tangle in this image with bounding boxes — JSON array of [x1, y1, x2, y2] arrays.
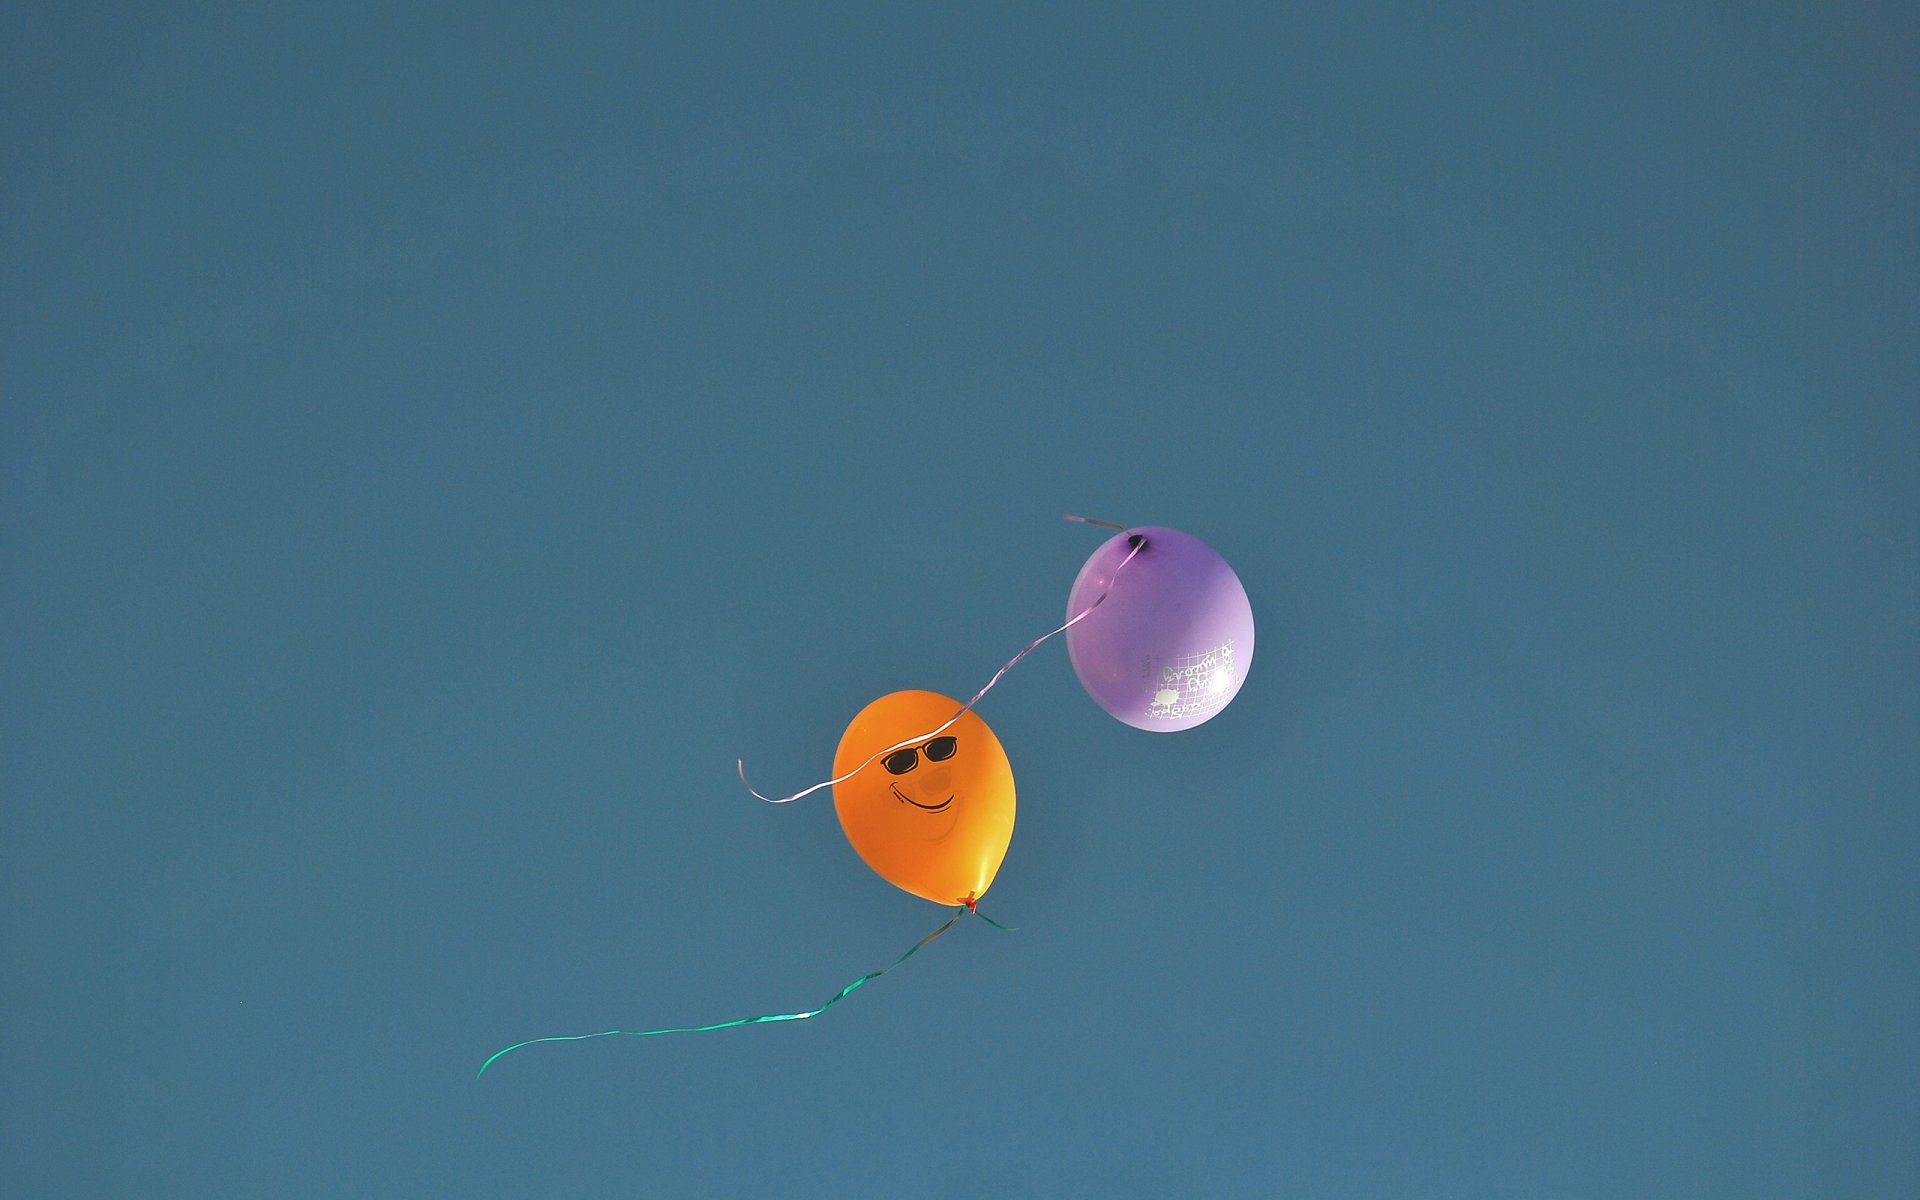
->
[[739, 515, 1141, 805]]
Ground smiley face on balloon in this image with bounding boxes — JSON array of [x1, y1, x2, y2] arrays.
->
[[883, 734, 958, 810], [833, 690, 1016, 907]]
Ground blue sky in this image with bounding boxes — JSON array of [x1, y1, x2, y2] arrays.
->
[[4, 3, 1916, 1195]]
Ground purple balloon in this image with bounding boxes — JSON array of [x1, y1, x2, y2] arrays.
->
[[1064, 526, 1255, 731]]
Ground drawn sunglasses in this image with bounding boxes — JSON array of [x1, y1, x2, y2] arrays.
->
[[882, 736, 958, 775]]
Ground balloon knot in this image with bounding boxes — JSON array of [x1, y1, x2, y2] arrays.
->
[[962, 894, 979, 913]]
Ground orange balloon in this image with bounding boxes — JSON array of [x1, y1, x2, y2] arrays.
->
[[833, 691, 1016, 906]]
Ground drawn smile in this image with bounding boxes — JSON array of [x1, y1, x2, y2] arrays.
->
[[891, 783, 954, 812]]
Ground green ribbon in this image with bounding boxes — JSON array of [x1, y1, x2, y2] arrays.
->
[[477, 906, 1015, 1079]]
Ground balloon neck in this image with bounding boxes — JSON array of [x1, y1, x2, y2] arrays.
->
[[962, 894, 979, 912], [1127, 534, 1147, 551]]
